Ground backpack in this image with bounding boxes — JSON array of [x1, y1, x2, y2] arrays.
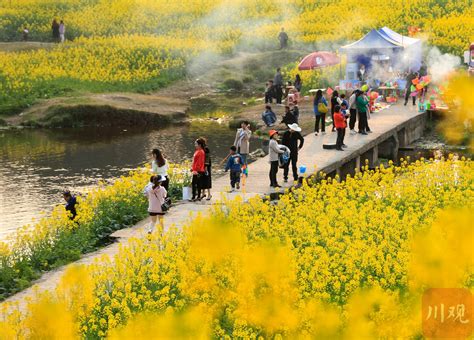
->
[[317, 100, 328, 114]]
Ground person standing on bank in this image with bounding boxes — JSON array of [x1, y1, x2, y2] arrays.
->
[[278, 27, 289, 49], [62, 190, 77, 220], [202, 139, 212, 200], [313, 89, 328, 136], [233, 121, 251, 166], [151, 148, 169, 192], [348, 90, 359, 134], [356, 91, 369, 135], [59, 20, 66, 43], [282, 123, 304, 183], [268, 130, 284, 188], [294, 74, 302, 93], [334, 105, 347, 151], [51, 19, 60, 42], [191, 138, 206, 201], [330, 90, 342, 132], [274, 68, 284, 104], [144, 175, 167, 235]]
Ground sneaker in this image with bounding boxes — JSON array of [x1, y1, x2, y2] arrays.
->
[[336, 147, 344, 151], [228, 188, 235, 193], [321, 131, 326, 135], [361, 132, 368, 135], [367, 130, 373, 133], [314, 132, 319, 136], [342, 144, 348, 148], [236, 182, 240, 189], [350, 129, 357, 135]]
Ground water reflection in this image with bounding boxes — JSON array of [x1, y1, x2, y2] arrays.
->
[[0, 121, 260, 238]]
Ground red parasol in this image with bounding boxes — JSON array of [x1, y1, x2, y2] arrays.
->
[[298, 51, 340, 70]]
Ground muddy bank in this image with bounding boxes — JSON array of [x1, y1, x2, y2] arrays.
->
[[18, 104, 187, 128]]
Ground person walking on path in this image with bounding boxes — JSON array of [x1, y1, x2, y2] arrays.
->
[[278, 27, 289, 49], [282, 123, 304, 182], [59, 20, 66, 43], [268, 130, 284, 188], [330, 90, 342, 132], [262, 105, 277, 127], [225, 146, 243, 192], [313, 89, 328, 135], [22, 27, 29, 41], [51, 19, 60, 42], [334, 105, 347, 151], [233, 121, 251, 166], [191, 138, 206, 201], [202, 139, 212, 200], [356, 91, 369, 135], [151, 149, 169, 192], [143, 175, 167, 235], [348, 90, 359, 134], [273, 68, 283, 104]]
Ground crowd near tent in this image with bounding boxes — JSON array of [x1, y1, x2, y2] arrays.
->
[[341, 27, 422, 82]]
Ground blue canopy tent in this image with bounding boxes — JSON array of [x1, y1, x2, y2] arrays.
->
[[340, 27, 422, 82]]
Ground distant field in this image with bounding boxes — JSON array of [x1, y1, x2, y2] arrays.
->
[[0, 0, 473, 115]]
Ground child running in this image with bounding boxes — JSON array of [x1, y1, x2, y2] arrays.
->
[[224, 146, 243, 192], [143, 175, 167, 235]]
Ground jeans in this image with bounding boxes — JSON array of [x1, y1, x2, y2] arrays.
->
[[336, 128, 345, 149], [349, 108, 357, 130], [283, 153, 298, 181], [269, 161, 279, 186], [314, 113, 326, 132], [230, 171, 241, 188]]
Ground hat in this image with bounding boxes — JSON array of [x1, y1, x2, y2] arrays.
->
[[288, 123, 302, 132], [269, 130, 278, 137], [62, 190, 71, 196], [155, 175, 166, 182]]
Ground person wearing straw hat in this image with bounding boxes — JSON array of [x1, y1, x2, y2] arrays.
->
[[268, 130, 284, 188], [282, 123, 304, 183]]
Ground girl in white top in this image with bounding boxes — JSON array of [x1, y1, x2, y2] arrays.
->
[[143, 175, 167, 235], [151, 149, 169, 191]]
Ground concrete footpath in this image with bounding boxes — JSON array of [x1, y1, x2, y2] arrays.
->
[[3, 103, 425, 310]]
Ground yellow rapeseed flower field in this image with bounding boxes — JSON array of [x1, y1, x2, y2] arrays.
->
[[1, 0, 473, 112], [1, 157, 472, 338]]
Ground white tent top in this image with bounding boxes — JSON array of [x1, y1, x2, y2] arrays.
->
[[341, 27, 420, 50]]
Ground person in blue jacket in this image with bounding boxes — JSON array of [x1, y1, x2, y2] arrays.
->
[[62, 190, 77, 220]]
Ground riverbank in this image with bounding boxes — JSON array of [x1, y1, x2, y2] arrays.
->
[[1, 46, 306, 127]]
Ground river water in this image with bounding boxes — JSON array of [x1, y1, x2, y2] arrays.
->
[[0, 120, 260, 239]]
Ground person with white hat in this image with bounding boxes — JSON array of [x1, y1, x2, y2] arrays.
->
[[143, 175, 167, 235], [282, 123, 304, 183]]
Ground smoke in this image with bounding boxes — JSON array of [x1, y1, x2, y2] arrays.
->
[[426, 47, 461, 83]]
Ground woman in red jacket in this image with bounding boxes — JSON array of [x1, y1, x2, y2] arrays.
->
[[191, 137, 206, 201]]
